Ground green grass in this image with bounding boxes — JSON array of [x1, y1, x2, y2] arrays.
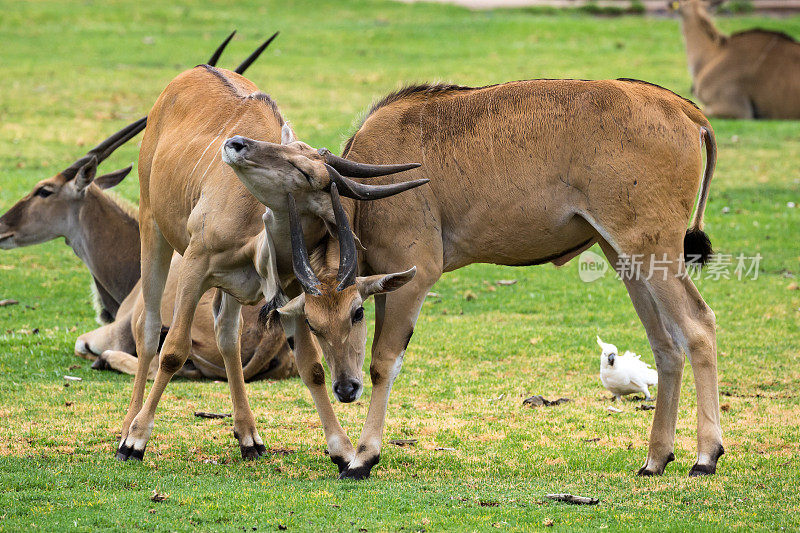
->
[[1, 0, 799, 531]]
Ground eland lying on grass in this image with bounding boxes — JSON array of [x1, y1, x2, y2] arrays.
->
[[115, 61, 426, 461], [227, 78, 724, 479], [673, 0, 800, 119]]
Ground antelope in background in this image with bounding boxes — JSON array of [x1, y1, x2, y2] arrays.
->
[[225, 77, 723, 480], [114, 63, 426, 461], [673, 0, 800, 119], [0, 32, 295, 381]]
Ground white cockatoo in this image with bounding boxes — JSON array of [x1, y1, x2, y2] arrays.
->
[[597, 336, 658, 401]]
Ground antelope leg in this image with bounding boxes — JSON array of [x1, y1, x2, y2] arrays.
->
[[286, 314, 355, 472], [340, 279, 431, 480], [212, 291, 267, 459], [116, 244, 208, 461]]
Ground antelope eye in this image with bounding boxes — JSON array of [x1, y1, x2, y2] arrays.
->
[[352, 306, 364, 323], [35, 188, 53, 198]]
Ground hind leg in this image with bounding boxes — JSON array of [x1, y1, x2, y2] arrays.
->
[[624, 246, 723, 476], [212, 291, 267, 459], [599, 241, 685, 475], [647, 272, 723, 475]]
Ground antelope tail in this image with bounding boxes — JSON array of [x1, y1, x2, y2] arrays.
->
[[684, 126, 716, 266]]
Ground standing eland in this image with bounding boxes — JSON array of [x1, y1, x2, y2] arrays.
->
[[224, 78, 723, 479]]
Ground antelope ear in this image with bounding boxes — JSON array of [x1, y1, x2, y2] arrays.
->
[[281, 123, 297, 145], [72, 156, 99, 192], [277, 293, 306, 318], [357, 266, 416, 298], [94, 165, 133, 190]]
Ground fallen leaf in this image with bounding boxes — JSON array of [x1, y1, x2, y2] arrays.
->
[[0, 299, 19, 307], [65, 401, 73, 407], [496, 279, 517, 286], [523, 395, 545, 407], [529, 337, 542, 345], [720, 403, 731, 412], [278, 524, 287, 531], [788, 282, 799, 291], [269, 448, 295, 455], [427, 292, 441, 298], [69, 364, 81, 370], [150, 490, 168, 503], [523, 395, 571, 407], [583, 438, 600, 443], [544, 518, 554, 527], [606, 406, 623, 413], [389, 438, 417, 447], [635, 404, 655, 411], [463, 290, 477, 301]]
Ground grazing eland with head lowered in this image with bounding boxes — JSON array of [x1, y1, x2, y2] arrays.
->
[[114, 56, 427, 461]]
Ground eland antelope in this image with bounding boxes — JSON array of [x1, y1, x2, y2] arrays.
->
[[225, 78, 723, 480], [114, 64, 427, 461], [0, 32, 294, 381], [673, 0, 800, 119]]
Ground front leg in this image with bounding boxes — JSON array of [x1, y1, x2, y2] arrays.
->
[[285, 314, 355, 472], [117, 244, 208, 461], [341, 279, 431, 480]]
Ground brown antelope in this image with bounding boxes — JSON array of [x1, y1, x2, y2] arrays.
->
[[225, 78, 724, 480], [673, 0, 800, 119], [114, 64, 426, 461], [0, 32, 294, 381]]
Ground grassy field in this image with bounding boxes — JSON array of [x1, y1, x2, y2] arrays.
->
[[1, 0, 799, 530]]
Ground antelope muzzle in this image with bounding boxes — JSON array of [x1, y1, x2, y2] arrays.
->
[[222, 135, 257, 166], [333, 377, 363, 403]]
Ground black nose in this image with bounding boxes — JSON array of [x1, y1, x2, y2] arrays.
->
[[333, 379, 360, 403], [226, 136, 248, 153]]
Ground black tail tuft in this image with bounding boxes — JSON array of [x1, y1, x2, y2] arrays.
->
[[684, 228, 713, 267]]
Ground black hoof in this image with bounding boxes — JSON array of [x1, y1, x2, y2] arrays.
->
[[330, 455, 350, 474], [689, 445, 724, 477], [339, 455, 379, 480], [688, 463, 715, 476], [116, 443, 144, 461], [239, 442, 268, 460], [636, 452, 674, 476], [91, 357, 110, 370]]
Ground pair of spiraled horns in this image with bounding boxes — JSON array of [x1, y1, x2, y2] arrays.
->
[[289, 159, 428, 294], [62, 30, 279, 180], [318, 149, 428, 201]]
